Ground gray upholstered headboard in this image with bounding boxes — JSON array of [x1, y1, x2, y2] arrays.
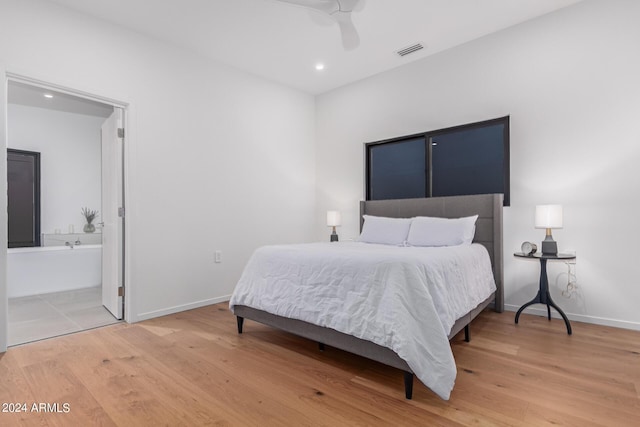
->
[[360, 194, 504, 312]]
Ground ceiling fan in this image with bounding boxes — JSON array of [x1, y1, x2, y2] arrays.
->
[[274, 0, 364, 50]]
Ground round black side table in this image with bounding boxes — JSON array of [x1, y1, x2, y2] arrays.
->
[[514, 252, 575, 335]]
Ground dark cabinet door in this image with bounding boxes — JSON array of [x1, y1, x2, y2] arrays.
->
[[7, 149, 41, 248]]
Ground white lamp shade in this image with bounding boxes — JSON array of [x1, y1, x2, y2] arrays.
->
[[535, 205, 563, 229], [326, 210, 341, 227]]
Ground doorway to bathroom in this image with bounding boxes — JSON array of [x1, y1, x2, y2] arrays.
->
[[5, 79, 126, 346]]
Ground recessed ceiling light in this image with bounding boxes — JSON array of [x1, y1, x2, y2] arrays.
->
[[43, 93, 54, 99], [315, 63, 325, 71]]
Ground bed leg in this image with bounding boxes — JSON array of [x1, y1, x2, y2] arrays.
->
[[237, 316, 244, 334], [318, 342, 325, 351], [464, 324, 470, 342], [403, 372, 414, 400]]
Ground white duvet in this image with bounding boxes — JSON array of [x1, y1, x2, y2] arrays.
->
[[229, 242, 496, 400]]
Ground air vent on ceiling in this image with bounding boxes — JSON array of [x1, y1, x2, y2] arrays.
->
[[396, 43, 424, 57]]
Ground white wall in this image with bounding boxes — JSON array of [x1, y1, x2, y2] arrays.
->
[[0, 0, 316, 337], [8, 104, 104, 236], [316, 0, 640, 330]]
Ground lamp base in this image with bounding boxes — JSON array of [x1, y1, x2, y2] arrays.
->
[[541, 238, 557, 256], [330, 231, 339, 242]]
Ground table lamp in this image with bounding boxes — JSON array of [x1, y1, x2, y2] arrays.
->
[[535, 204, 563, 255], [326, 210, 341, 242]]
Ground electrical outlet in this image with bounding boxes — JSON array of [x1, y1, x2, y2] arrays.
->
[[215, 250, 222, 263]]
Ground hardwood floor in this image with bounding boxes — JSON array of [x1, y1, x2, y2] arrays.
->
[[1, 302, 639, 426]]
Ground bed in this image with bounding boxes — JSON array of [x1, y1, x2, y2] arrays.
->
[[230, 194, 504, 400]]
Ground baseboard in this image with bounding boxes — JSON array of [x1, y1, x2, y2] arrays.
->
[[504, 304, 640, 332], [133, 299, 640, 331], [135, 295, 232, 322]]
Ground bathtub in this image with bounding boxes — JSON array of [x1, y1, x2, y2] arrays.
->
[[7, 245, 102, 298]]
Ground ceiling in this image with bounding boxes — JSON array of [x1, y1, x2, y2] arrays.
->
[[8, 81, 114, 118], [46, 0, 582, 94]]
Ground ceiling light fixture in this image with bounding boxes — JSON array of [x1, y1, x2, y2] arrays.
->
[[315, 63, 325, 71], [43, 93, 54, 99], [275, 0, 364, 51]]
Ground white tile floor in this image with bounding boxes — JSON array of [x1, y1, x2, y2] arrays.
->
[[8, 287, 120, 346]]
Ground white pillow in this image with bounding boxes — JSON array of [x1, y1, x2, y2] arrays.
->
[[407, 215, 478, 247], [359, 215, 412, 246]]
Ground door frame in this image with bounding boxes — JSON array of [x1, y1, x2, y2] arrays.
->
[[101, 107, 125, 320], [0, 71, 133, 352]]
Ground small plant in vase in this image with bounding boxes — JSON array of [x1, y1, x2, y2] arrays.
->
[[81, 207, 99, 233]]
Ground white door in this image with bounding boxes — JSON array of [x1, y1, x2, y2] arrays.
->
[[101, 108, 124, 319]]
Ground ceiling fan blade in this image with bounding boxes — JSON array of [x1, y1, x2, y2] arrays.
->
[[274, 0, 363, 50], [333, 11, 360, 50]]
